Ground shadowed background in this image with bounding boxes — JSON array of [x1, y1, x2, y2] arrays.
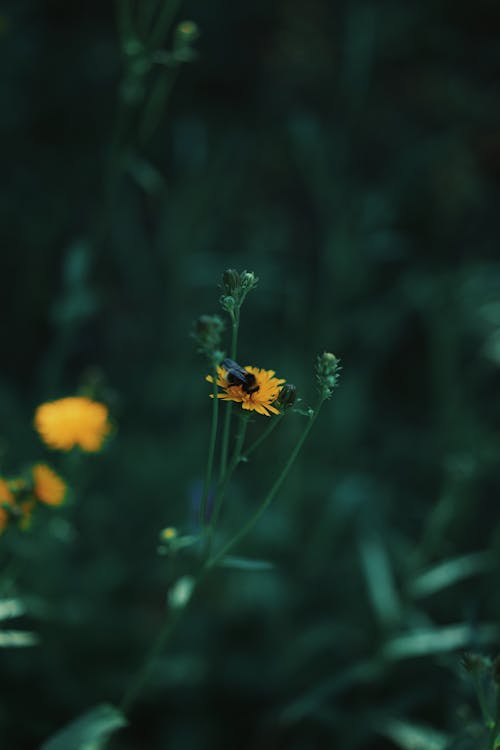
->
[[1, 0, 500, 748]]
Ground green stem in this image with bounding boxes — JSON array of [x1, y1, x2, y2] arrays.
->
[[200, 366, 220, 528], [120, 605, 182, 714], [243, 412, 284, 460], [210, 413, 250, 532], [208, 399, 324, 568], [219, 310, 239, 481], [137, 0, 159, 38], [147, 0, 183, 51]]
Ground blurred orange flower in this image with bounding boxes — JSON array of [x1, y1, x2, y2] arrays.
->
[[34, 396, 111, 451], [0, 479, 14, 533], [33, 464, 67, 506]]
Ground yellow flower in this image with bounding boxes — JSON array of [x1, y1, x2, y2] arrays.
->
[[34, 396, 111, 451], [0, 479, 14, 533], [161, 526, 178, 541], [33, 464, 67, 506], [206, 364, 285, 416]]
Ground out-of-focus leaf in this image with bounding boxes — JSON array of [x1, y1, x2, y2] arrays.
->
[[383, 623, 499, 660], [377, 717, 448, 750], [0, 630, 38, 647], [409, 552, 494, 599], [217, 556, 274, 571], [40, 704, 126, 750], [359, 529, 402, 628], [0, 598, 25, 621]]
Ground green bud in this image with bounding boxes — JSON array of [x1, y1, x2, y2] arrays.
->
[[222, 268, 240, 295], [277, 383, 297, 410], [193, 314, 224, 359], [220, 295, 236, 314], [316, 351, 341, 399], [240, 270, 258, 292]]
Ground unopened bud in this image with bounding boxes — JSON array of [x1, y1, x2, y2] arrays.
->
[[277, 383, 297, 410], [240, 270, 258, 291], [222, 269, 240, 295], [193, 314, 224, 359], [316, 352, 341, 399], [220, 295, 236, 314]]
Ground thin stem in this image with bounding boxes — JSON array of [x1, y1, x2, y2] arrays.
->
[[120, 605, 183, 714], [147, 0, 183, 51], [219, 310, 239, 481], [208, 399, 325, 569], [210, 412, 250, 532], [200, 366, 220, 528], [137, 0, 160, 39], [243, 412, 284, 460]]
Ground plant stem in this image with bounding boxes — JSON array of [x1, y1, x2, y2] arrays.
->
[[120, 604, 183, 714], [219, 310, 239, 481], [210, 412, 250, 532], [147, 0, 183, 51], [208, 399, 325, 569], [200, 366, 220, 528]]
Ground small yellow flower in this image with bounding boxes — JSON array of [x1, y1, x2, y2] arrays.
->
[[0, 479, 14, 533], [34, 396, 111, 451], [161, 526, 178, 541], [32, 464, 67, 506], [206, 364, 285, 416]]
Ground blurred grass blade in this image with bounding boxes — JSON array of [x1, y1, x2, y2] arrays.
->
[[359, 529, 401, 628], [383, 623, 499, 660], [41, 704, 126, 750], [0, 598, 25, 621], [0, 630, 38, 647], [377, 717, 448, 750], [280, 658, 384, 724], [218, 556, 274, 571], [409, 552, 494, 599]]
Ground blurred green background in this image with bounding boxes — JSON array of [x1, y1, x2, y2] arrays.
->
[[1, 0, 500, 748]]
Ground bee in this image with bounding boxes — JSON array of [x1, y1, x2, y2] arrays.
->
[[222, 358, 260, 394]]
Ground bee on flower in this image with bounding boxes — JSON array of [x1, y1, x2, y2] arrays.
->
[[206, 358, 285, 416]]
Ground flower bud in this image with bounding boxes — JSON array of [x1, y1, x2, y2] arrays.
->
[[222, 269, 240, 295], [220, 295, 236, 314], [193, 314, 224, 359], [316, 352, 341, 399], [277, 383, 297, 410], [240, 271, 258, 292]]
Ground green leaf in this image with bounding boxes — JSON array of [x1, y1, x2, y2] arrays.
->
[[409, 552, 494, 599], [217, 556, 274, 571], [0, 630, 38, 647], [0, 598, 25, 621], [40, 704, 126, 750], [359, 529, 402, 628], [377, 717, 448, 750], [383, 623, 499, 660]]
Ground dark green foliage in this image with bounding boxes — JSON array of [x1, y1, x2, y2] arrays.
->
[[1, 0, 500, 748]]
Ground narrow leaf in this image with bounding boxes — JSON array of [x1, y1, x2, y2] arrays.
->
[[409, 552, 494, 599], [359, 529, 401, 628], [0, 598, 25, 621], [0, 630, 38, 647], [383, 623, 499, 660], [217, 556, 274, 571], [41, 704, 126, 750], [378, 717, 448, 750]]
